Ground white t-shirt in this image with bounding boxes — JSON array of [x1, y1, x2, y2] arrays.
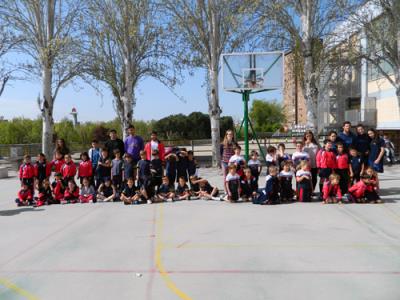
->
[[292, 151, 310, 166], [150, 141, 158, 160], [229, 154, 245, 165]]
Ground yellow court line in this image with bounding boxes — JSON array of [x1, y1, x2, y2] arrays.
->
[[0, 278, 40, 300], [155, 204, 192, 300]]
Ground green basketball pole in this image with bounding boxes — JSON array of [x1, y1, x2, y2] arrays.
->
[[243, 90, 250, 161]]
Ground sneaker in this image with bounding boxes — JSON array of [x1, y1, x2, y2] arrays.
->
[[211, 196, 221, 201], [147, 199, 153, 204], [133, 200, 140, 205], [60, 200, 68, 205]]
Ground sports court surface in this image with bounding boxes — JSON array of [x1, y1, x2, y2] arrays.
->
[[1, 167, 400, 300]]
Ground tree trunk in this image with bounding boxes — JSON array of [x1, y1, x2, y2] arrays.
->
[[208, 66, 221, 168], [300, 1, 318, 131], [121, 87, 134, 140], [42, 67, 54, 158]]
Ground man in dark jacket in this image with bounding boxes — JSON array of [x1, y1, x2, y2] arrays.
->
[[105, 129, 125, 159]]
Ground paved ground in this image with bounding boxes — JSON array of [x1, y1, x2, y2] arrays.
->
[[0, 167, 400, 300]]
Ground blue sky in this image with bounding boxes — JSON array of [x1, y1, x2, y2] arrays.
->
[[1, 64, 282, 124]]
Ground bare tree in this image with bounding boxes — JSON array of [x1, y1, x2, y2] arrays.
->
[[83, 0, 178, 138], [0, 0, 84, 157], [0, 21, 19, 97], [163, 0, 253, 167], [257, 0, 353, 132], [347, 0, 400, 108]]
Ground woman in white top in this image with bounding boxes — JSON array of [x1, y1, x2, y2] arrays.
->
[[302, 130, 320, 192]]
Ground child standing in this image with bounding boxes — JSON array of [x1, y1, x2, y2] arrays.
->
[[137, 150, 151, 189], [296, 161, 312, 202], [240, 168, 258, 202], [279, 161, 294, 202], [34, 153, 51, 188], [88, 139, 101, 186], [97, 178, 117, 202], [292, 141, 310, 168], [228, 144, 246, 177], [15, 182, 33, 206], [254, 166, 280, 205], [122, 153, 134, 188], [51, 151, 65, 175], [111, 150, 124, 192], [265, 146, 279, 171], [97, 148, 112, 187], [322, 173, 343, 204], [277, 143, 291, 171], [61, 154, 77, 185], [156, 176, 175, 202], [224, 164, 241, 202], [349, 146, 363, 184], [316, 140, 337, 200], [335, 143, 350, 194], [150, 150, 163, 191], [165, 151, 178, 185], [78, 152, 93, 186], [62, 180, 79, 204], [187, 150, 198, 178], [248, 151, 262, 182], [79, 177, 96, 203], [176, 149, 189, 182], [176, 177, 190, 200], [19, 155, 35, 194]]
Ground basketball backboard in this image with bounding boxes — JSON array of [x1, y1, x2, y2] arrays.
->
[[221, 51, 284, 92]]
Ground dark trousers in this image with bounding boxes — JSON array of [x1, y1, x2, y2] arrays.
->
[[336, 169, 349, 194], [311, 168, 318, 192]]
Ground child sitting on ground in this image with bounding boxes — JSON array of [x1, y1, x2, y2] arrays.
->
[[79, 177, 96, 203], [322, 173, 343, 204], [348, 174, 371, 203], [36, 178, 54, 206], [62, 180, 79, 204], [366, 166, 380, 192], [279, 161, 294, 202], [240, 168, 258, 202], [156, 176, 175, 202], [51, 173, 64, 204], [254, 166, 280, 205], [176, 176, 190, 200], [224, 164, 241, 202], [198, 178, 219, 201], [97, 178, 117, 202], [121, 178, 140, 205], [296, 161, 312, 202], [15, 182, 33, 206]]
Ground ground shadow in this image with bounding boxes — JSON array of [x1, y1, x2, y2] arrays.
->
[[378, 187, 400, 203], [0, 207, 45, 216]]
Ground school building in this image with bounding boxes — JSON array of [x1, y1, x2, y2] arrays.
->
[[283, 14, 400, 151]]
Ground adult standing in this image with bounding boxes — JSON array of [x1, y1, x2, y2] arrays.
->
[[338, 121, 356, 151], [144, 131, 165, 161], [327, 130, 342, 154], [53, 138, 70, 157], [124, 124, 144, 164], [220, 130, 235, 191], [354, 124, 370, 167], [105, 129, 125, 159], [367, 128, 385, 173], [302, 130, 320, 192]]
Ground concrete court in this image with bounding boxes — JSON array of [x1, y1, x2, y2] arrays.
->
[[0, 167, 400, 300]]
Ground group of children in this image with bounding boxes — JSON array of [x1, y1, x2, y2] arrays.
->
[[16, 136, 383, 207], [222, 140, 381, 205], [16, 141, 222, 206]]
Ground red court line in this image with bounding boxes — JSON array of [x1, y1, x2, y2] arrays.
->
[[1, 269, 399, 275], [0, 205, 102, 270]]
